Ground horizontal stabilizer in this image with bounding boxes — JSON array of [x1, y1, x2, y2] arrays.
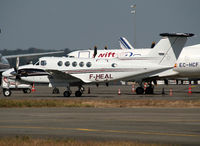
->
[[160, 33, 194, 37]]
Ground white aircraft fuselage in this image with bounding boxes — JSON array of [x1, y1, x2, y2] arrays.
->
[[6, 56, 169, 86], [68, 44, 200, 78]]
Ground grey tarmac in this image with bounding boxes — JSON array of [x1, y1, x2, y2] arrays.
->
[[0, 84, 200, 145], [0, 107, 200, 145]]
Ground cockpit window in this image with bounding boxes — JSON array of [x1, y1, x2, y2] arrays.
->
[[57, 61, 63, 66], [35, 61, 39, 66], [41, 60, 47, 66]]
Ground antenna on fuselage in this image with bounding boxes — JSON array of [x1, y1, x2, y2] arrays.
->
[[151, 41, 156, 48]]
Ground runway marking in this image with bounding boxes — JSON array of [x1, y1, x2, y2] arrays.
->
[[0, 125, 200, 138]]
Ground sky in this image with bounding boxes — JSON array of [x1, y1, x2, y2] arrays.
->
[[0, 0, 200, 50]]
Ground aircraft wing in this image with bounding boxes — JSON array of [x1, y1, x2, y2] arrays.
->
[[0, 69, 9, 72], [4, 51, 64, 59], [46, 69, 84, 83]]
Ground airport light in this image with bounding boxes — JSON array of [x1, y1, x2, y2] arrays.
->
[[130, 4, 136, 47]]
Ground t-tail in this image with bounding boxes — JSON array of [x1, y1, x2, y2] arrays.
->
[[147, 33, 194, 66], [119, 37, 134, 49]]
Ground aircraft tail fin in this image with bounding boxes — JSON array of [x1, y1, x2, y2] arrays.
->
[[119, 37, 134, 49], [147, 33, 194, 66]]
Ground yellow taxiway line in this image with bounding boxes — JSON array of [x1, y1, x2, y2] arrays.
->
[[0, 125, 199, 138]]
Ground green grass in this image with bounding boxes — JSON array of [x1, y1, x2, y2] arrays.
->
[[0, 136, 177, 146], [0, 99, 93, 108], [0, 99, 200, 108]]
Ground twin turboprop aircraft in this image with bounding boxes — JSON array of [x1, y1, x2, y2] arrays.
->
[[2, 33, 193, 97]]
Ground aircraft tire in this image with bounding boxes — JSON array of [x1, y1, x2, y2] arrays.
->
[[63, 91, 71, 97], [23, 88, 31, 94], [52, 88, 60, 94], [3, 89, 12, 97], [145, 87, 154, 94], [75, 91, 82, 97], [136, 87, 144, 94]]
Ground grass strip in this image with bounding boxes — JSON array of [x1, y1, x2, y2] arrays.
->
[[0, 99, 200, 108], [0, 136, 176, 146]]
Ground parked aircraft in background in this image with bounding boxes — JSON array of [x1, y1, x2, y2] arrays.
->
[[0, 50, 64, 72], [67, 36, 150, 58], [2, 33, 192, 96], [119, 37, 134, 50]]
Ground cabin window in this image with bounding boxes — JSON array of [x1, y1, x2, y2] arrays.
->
[[72, 61, 77, 67], [86, 62, 92, 67], [41, 60, 47, 66], [112, 63, 117, 67], [65, 61, 70, 67], [57, 61, 63, 66], [79, 62, 84, 67]]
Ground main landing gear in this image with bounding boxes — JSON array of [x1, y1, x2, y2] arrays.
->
[[63, 86, 84, 97], [136, 87, 144, 94], [52, 87, 60, 94], [63, 86, 72, 97], [135, 83, 154, 94]]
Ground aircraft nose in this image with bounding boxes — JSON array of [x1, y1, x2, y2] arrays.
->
[[2, 68, 14, 77]]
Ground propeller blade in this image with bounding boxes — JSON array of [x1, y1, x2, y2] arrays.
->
[[16, 57, 19, 70], [14, 67, 17, 73]]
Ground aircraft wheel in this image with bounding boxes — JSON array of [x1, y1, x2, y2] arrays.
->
[[3, 89, 12, 97], [52, 88, 60, 94], [23, 88, 31, 94], [136, 87, 144, 94], [63, 91, 71, 97], [75, 91, 82, 97], [145, 87, 154, 94]]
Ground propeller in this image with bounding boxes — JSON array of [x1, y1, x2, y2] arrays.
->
[[13, 57, 21, 80]]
